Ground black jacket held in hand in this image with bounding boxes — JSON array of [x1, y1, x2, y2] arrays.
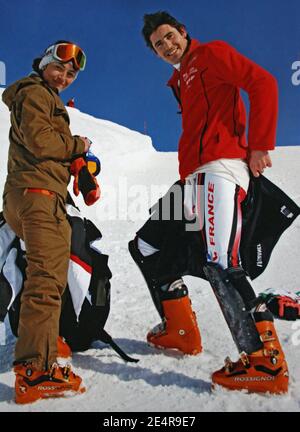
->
[[150, 175, 300, 282]]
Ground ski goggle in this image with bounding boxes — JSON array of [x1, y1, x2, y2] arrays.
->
[[45, 43, 86, 71]]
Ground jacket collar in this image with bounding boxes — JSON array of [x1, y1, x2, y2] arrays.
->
[[167, 38, 201, 87], [29, 72, 59, 95], [2, 74, 58, 110]]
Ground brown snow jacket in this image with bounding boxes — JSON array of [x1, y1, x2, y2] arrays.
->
[[2, 74, 85, 199]]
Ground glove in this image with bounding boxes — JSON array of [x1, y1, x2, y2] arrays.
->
[[70, 157, 100, 206], [70, 157, 85, 197], [258, 288, 300, 321], [266, 295, 300, 321]]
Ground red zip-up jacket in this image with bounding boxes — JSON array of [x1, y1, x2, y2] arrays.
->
[[167, 39, 278, 180]]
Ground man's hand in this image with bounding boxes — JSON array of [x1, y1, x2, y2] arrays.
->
[[248, 150, 272, 177]]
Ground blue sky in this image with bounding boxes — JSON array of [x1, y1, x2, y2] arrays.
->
[[1, 0, 299, 150]]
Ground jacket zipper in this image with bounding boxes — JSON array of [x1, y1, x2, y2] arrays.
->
[[171, 85, 182, 114]]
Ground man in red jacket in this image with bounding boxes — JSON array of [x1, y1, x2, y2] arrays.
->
[[129, 11, 289, 394]]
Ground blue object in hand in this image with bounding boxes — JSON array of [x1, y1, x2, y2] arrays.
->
[[85, 150, 101, 177]]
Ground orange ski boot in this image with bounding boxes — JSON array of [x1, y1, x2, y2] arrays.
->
[[212, 316, 289, 394], [147, 295, 202, 355], [57, 336, 72, 360], [14, 362, 85, 404]]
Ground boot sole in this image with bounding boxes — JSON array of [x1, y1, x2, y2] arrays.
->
[[15, 383, 86, 404], [211, 382, 288, 395], [147, 341, 202, 356]]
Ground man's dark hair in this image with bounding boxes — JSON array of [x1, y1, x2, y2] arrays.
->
[[142, 11, 188, 50]]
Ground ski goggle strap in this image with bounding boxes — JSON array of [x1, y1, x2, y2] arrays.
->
[[45, 43, 86, 71]]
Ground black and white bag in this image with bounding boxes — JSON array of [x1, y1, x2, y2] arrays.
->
[[0, 204, 138, 363]]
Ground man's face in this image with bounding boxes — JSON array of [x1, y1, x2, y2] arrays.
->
[[150, 24, 188, 65], [42, 61, 77, 92]]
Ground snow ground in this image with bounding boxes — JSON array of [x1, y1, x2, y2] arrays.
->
[[0, 88, 299, 412]]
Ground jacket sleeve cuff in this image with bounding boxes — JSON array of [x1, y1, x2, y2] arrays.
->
[[72, 136, 86, 156], [249, 142, 275, 151]]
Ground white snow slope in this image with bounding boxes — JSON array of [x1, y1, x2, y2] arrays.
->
[[0, 87, 299, 412]]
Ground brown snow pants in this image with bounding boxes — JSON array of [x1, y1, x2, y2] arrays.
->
[[3, 188, 71, 371]]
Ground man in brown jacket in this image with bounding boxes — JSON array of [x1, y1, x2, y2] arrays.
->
[[2, 41, 91, 404]]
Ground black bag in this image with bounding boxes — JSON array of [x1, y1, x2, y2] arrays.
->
[[2, 209, 138, 363]]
